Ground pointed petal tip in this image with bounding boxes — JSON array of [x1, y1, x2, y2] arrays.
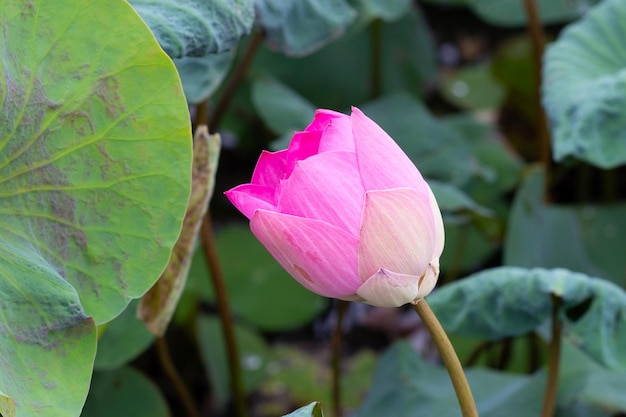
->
[[356, 269, 420, 308]]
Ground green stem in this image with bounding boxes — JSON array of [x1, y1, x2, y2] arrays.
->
[[332, 300, 349, 417], [209, 30, 264, 133], [201, 212, 248, 417], [156, 337, 202, 417], [413, 300, 478, 417], [522, 0, 552, 203], [540, 296, 562, 417]]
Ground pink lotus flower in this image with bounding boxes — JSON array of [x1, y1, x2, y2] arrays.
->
[[225, 107, 444, 307]]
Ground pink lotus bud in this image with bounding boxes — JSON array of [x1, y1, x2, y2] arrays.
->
[[225, 107, 444, 307]]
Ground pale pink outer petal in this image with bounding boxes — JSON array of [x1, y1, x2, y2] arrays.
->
[[355, 269, 420, 307], [278, 151, 365, 236], [251, 150, 287, 188], [417, 259, 439, 299], [225, 184, 277, 219], [426, 183, 445, 259], [358, 188, 436, 281], [250, 210, 361, 298], [351, 107, 426, 192]]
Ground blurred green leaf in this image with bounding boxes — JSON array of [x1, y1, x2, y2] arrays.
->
[[443, 114, 523, 193], [429, 180, 493, 217], [355, 341, 545, 417], [491, 36, 535, 120], [260, 346, 376, 415], [174, 51, 235, 104], [130, 0, 254, 58], [361, 93, 481, 185], [420, 0, 600, 27], [95, 300, 154, 370], [251, 77, 317, 134], [439, 221, 499, 273], [283, 402, 324, 417], [82, 368, 170, 417], [196, 315, 270, 410], [441, 63, 505, 110], [559, 342, 626, 414], [504, 167, 626, 286], [543, 0, 626, 168], [186, 226, 328, 331], [256, 0, 356, 56], [251, 8, 436, 111], [351, 0, 411, 21], [429, 267, 626, 370]]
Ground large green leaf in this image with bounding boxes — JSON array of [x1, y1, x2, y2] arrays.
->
[[130, 0, 255, 58], [0, 0, 191, 415], [542, 0, 626, 168], [256, 0, 357, 56], [429, 267, 626, 370], [504, 167, 626, 286], [0, 238, 96, 417], [355, 341, 546, 417]]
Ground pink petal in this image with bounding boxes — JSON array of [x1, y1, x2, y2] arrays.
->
[[356, 269, 420, 307], [358, 188, 436, 281], [285, 130, 321, 176], [250, 210, 361, 298], [305, 108, 348, 131], [417, 260, 439, 299], [426, 183, 445, 259], [277, 151, 365, 236], [251, 150, 287, 188], [225, 184, 277, 219], [351, 107, 426, 192], [318, 116, 355, 153]]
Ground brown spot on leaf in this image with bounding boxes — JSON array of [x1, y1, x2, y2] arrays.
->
[[94, 76, 125, 118]]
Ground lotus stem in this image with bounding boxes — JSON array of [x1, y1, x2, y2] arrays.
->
[[156, 337, 202, 417], [201, 212, 248, 417], [209, 30, 264, 133], [522, 0, 552, 202], [413, 299, 478, 417], [540, 295, 562, 417]]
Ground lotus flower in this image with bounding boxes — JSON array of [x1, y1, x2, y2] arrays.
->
[[225, 107, 444, 307]]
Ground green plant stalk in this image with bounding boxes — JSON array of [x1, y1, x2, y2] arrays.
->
[[156, 337, 202, 417], [522, 0, 552, 203], [332, 300, 349, 417], [540, 296, 562, 417], [413, 299, 478, 417], [201, 212, 248, 417], [209, 30, 264, 133]]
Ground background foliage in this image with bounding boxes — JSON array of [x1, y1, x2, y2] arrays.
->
[[2, 0, 626, 416]]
